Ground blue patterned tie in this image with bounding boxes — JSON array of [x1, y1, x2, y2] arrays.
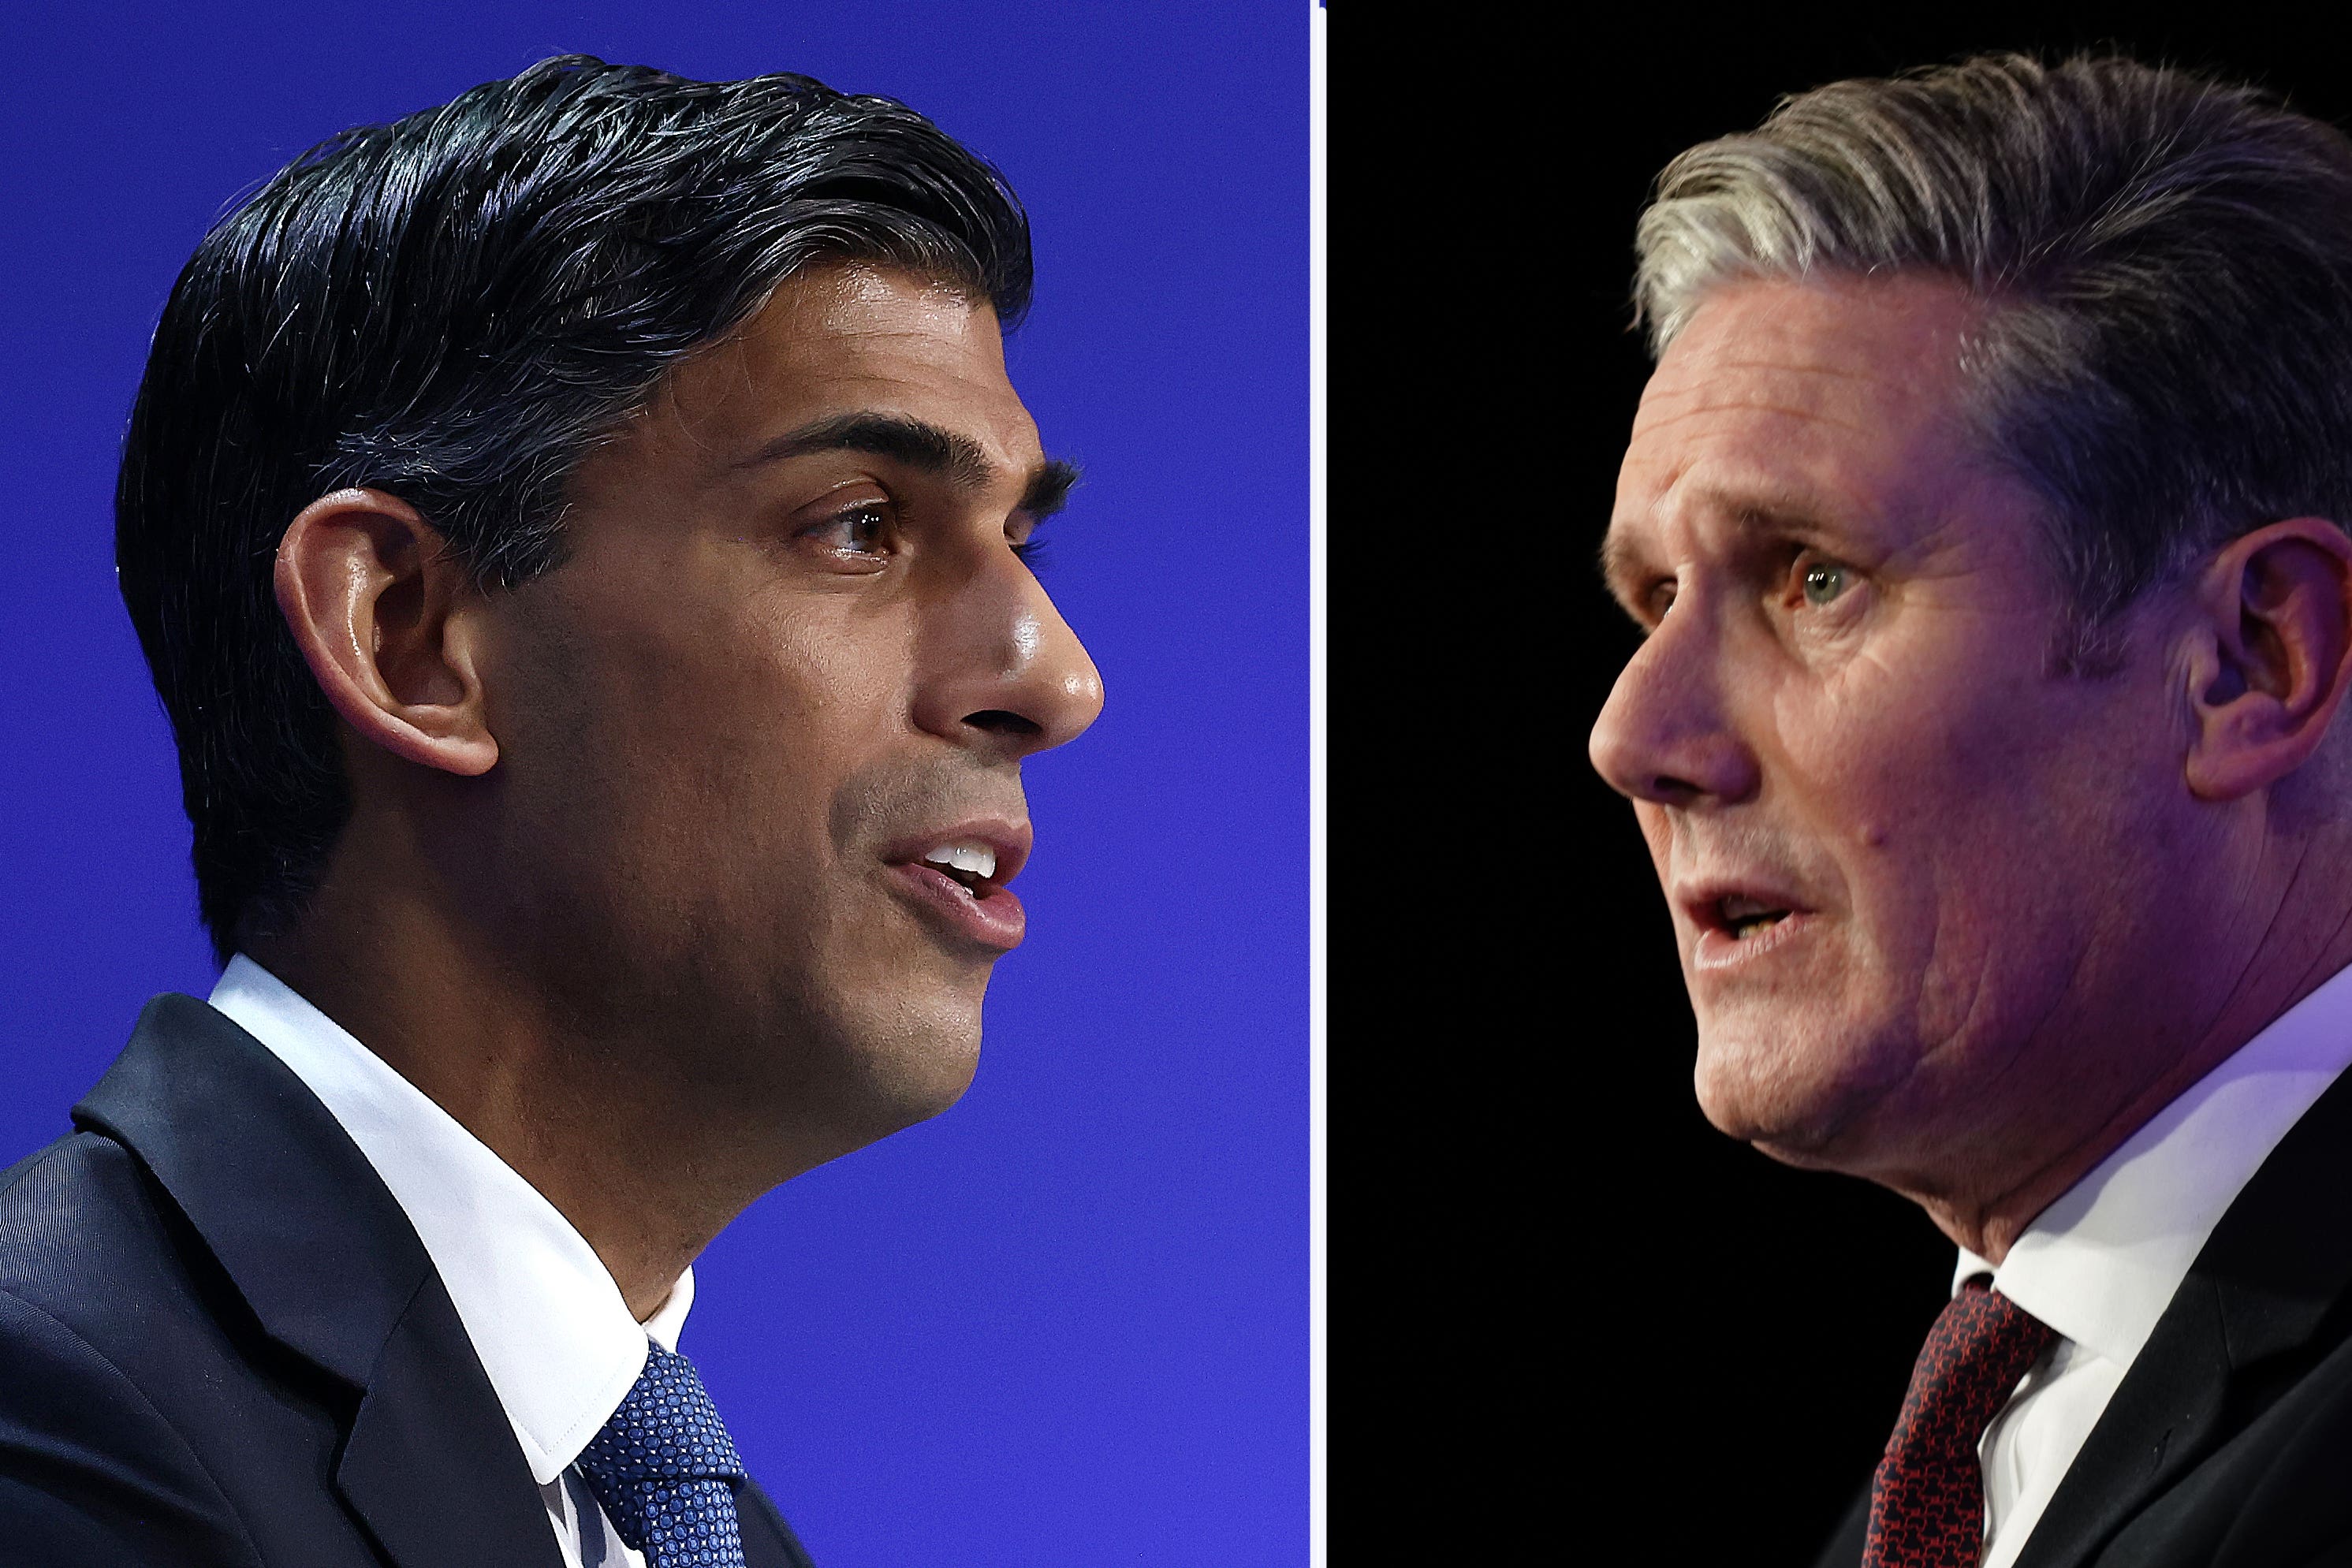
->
[[576, 1343, 749, 1568]]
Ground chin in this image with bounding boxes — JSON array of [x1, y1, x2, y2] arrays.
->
[[831, 989, 986, 1132], [879, 1035, 983, 1125], [1691, 1016, 1901, 1164]]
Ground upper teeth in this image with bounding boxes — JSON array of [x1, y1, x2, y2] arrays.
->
[[1721, 895, 1780, 922], [923, 844, 997, 879]]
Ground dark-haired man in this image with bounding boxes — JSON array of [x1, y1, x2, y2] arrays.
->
[[1594, 53, 2352, 1568], [0, 57, 1100, 1568]]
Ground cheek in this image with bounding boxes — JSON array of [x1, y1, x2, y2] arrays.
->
[[1769, 651, 2137, 1018], [498, 584, 901, 870], [654, 613, 910, 860]]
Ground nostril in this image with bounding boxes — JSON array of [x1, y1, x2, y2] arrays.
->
[[1641, 771, 1728, 810], [964, 709, 1042, 737]]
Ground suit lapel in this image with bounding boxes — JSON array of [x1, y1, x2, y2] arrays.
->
[[2013, 1053, 2352, 1568], [736, 1476, 820, 1568], [337, 1271, 565, 1567], [73, 994, 563, 1568], [2006, 1276, 2232, 1568]]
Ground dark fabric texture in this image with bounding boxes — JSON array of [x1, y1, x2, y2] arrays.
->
[[1813, 1056, 2352, 1568], [1865, 1282, 2056, 1568], [0, 993, 818, 1568]]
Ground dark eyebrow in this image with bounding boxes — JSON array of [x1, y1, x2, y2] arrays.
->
[[734, 411, 1079, 519]]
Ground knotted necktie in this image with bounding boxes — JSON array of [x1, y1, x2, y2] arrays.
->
[[576, 1343, 749, 1568], [1863, 1279, 2056, 1568]]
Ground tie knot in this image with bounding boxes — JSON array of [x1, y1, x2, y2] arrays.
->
[[580, 1343, 746, 1484], [575, 1343, 750, 1568], [1862, 1279, 2056, 1568], [1899, 1280, 2055, 1456]]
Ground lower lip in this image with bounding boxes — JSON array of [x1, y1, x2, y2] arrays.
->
[[1692, 911, 1816, 971], [889, 862, 1027, 951]]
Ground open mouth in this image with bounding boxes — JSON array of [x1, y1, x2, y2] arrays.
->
[[891, 834, 1028, 951], [1716, 894, 1793, 941], [919, 842, 1001, 898]]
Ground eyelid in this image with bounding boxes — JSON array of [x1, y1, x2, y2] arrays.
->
[[796, 487, 889, 524], [793, 495, 896, 559]]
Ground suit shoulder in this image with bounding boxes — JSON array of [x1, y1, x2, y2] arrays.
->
[[0, 1129, 188, 1317], [0, 1285, 259, 1566]]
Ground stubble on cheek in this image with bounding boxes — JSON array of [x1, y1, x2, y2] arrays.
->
[[477, 559, 829, 1038]]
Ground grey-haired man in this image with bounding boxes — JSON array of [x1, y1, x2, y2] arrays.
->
[[1594, 53, 2352, 1568]]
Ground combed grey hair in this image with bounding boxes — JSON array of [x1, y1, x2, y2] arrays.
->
[[1634, 53, 2352, 667]]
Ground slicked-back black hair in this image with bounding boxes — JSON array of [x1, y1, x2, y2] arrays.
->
[[117, 55, 1033, 961]]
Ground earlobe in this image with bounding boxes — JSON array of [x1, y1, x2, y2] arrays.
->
[[274, 489, 500, 778], [2184, 520, 2352, 802]]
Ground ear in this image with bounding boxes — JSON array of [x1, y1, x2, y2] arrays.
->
[[274, 488, 499, 777], [2183, 518, 2352, 802]]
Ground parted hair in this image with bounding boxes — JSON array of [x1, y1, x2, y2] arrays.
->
[[117, 55, 1032, 961], [1634, 53, 2352, 668]]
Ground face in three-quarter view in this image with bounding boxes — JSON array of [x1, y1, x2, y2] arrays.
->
[[0, 56, 1099, 1568], [1592, 53, 2352, 1568]]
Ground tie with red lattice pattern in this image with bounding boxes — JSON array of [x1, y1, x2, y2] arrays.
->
[[1862, 1279, 2056, 1568]]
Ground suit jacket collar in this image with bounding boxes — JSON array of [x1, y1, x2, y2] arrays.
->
[[2014, 1048, 2352, 1568], [73, 993, 564, 1568]]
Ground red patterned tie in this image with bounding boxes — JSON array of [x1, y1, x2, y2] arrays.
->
[[1863, 1279, 2056, 1568]]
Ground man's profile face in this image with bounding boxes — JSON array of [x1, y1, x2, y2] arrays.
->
[[1590, 274, 2204, 1190], [469, 263, 1102, 1154]]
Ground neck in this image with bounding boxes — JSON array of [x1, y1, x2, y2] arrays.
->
[[248, 853, 779, 1321], [1918, 846, 2352, 1265]]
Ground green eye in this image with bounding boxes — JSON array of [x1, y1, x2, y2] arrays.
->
[[1801, 561, 1850, 606]]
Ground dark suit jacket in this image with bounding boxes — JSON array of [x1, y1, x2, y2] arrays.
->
[[0, 993, 817, 1567], [1813, 1055, 2352, 1568]]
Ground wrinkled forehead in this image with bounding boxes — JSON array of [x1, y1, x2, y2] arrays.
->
[[1612, 274, 1991, 543]]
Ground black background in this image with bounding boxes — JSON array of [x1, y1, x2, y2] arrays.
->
[[1337, 8, 2352, 1561]]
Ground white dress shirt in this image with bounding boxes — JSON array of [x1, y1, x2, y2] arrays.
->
[[210, 954, 689, 1568], [1960, 957, 2352, 1568]]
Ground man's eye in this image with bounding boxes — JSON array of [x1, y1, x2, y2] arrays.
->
[[810, 505, 889, 554], [1799, 559, 1851, 606]]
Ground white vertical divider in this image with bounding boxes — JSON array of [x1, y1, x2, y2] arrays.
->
[[1307, 4, 1328, 1566]]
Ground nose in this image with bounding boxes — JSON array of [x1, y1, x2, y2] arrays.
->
[[1587, 606, 1759, 807], [915, 547, 1105, 761]]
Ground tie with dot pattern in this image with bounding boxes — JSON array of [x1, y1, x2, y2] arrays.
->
[[576, 1343, 749, 1568], [1862, 1279, 2056, 1568]]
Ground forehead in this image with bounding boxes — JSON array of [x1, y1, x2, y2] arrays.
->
[[637, 263, 1043, 473], [1611, 273, 1989, 549]]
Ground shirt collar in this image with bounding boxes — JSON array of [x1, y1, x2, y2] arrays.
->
[[209, 954, 689, 1484], [1958, 958, 2352, 1370]]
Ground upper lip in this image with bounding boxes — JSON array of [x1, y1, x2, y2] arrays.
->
[[1674, 876, 1814, 933], [883, 818, 1034, 891]]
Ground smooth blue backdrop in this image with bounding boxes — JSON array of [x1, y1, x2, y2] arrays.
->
[[0, 5, 1309, 1564]]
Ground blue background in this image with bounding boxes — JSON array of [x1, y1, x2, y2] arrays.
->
[[0, 4, 1310, 1563]]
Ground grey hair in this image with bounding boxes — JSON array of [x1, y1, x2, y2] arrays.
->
[[1634, 53, 2352, 667]]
